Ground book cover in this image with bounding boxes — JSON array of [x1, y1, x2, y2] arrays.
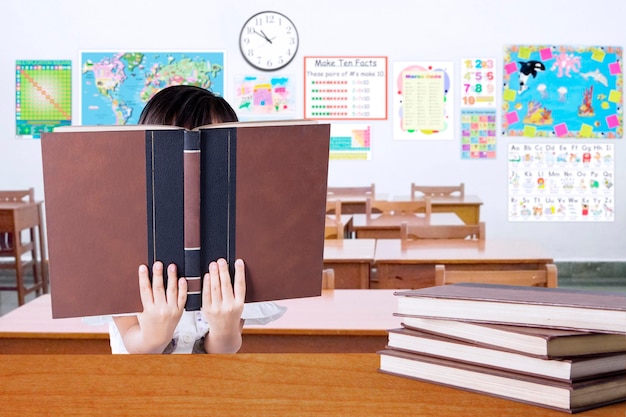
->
[[394, 283, 626, 334], [378, 348, 626, 413], [401, 316, 626, 358], [386, 327, 626, 382], [41, 121, 330, 318]]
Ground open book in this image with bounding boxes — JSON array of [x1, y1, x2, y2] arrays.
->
[[41, 120, 330, 318]]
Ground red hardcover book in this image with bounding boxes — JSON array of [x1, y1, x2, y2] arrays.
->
[[41, 120, 330, 318]]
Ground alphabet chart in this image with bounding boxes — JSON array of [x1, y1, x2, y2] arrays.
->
[[508, 143, 614, 222]]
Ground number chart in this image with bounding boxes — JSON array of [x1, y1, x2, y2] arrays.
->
[[304, 56, 387, 120], [15, 60, 72, 139], [460, 58, 496, 107]]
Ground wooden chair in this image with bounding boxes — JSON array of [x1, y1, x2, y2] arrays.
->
[[0, 188, 46, 305], [365, 198, 432, 222], [321, 268, 335, 289], [411, 183, 464, 199], [325, 200, 344, 239], [401, 221, 486, 241], [327, 184, 375, 214], [434, 263, 558, 288]]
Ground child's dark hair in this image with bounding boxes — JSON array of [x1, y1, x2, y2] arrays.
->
[[138, 85, 238, 129]]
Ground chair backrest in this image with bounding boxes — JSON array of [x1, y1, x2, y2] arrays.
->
[[0, 188, 34, 203], [327, 184, 375, 198], [434, 264, 558, 288], [321, 268, 335, 289], [411, 183, 464, 199], [324, 200, 344, 239], [401, 221, 485, 241], [366, 198, 431, 222]]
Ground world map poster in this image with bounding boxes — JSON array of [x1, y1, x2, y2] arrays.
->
[[81, 51, 225, 125], [502, 45, 623, 138]]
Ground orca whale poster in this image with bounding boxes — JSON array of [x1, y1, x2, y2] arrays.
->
[[502, 45, 623, 139]]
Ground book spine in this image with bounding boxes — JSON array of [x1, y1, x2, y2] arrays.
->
[[184, 131, 202, 310]]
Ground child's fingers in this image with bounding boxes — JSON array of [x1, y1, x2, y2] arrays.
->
[[217, 258, 233, 295], [233, 259, 246, 302], [210, 260, 223, 303], [138, 264, 154, 307], [151, 261, 166, 304]]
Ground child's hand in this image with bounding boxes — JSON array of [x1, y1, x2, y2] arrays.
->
[[201, 258, 246, 353], [135, 261, 188, 350]]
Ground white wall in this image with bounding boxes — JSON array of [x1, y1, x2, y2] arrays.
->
[[1, 0, 624, 261]]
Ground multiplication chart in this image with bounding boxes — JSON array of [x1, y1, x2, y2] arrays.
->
[[15, 60, 72, 139], [304, 56, 387, 120], [460, 58, 497, 159]]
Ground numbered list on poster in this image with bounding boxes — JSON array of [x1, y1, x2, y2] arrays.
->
[[304, 56, 387, 120]]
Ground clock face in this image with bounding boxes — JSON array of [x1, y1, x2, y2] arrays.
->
[[239, 11, 299, 71]]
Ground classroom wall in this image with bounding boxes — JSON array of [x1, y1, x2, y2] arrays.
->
[[0, 0, 624, 261]]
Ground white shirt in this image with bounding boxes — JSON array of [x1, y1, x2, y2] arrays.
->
[[85, 301, 287, 354]]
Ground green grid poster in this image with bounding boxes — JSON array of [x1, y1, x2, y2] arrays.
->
[[16, 60, 72, 139]]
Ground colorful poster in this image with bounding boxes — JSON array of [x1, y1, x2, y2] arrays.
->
[[233, 74, 296, 119], [81, 51, 225, 125], [508, 143, 614, 222], [502, 45, 623, 138], [303, 56, 387, 120], [461, 58, 497, 107], [16, 60, 72, 139], [329, 123, 372, 160], [461, 109, 497, 159], [393, 61, 454, 140]]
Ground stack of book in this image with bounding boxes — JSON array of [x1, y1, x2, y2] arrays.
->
[[378, 283, 626, 413]]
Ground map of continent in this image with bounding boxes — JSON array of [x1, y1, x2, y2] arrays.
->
[[81, 51, 225, 125]]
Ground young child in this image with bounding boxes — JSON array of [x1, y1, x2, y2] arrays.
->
[[109, 85, 286, 354]]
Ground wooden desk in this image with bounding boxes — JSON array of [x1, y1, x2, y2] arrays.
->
[[327, 193, 388, 214], [0, 294, 110, 354], [373, 238, 554, 289], [325, 213, 354, 238], [0, 354, 622, 416], [351, 212, 463, 239], [0, 200, 48, 304], [0, 290, 401, 354], [323, 238, 375, 288], [241, 289, 399, 352], [401, 194, 483, 224]]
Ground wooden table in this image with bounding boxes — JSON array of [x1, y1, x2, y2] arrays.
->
[[325, 213, 353, 238], [323, 238, 375, 288], [392, 194, 484, 224], [241, 289, 399, 352], [373, 238, 554, 289], [0, 290, 401, 354], [0, 201, 48, 304], [351, 212, 463, 239], [0, 354, 622, 417]]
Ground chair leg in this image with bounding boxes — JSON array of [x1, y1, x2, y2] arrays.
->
[[28, 226, 41, 295]]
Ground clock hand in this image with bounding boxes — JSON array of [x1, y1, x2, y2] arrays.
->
[[259, 29, 273, 44]]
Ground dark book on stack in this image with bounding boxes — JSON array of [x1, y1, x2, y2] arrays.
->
[[378, 283, 626, 413], [41, 120, 330, 318]]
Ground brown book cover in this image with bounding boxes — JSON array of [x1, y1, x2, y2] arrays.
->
[[41, 120, 330, 318], [394, 283, 626, 334], [378, 348, 626, 413], [386, 327, 626, 382], [400, 317, 626, 358]]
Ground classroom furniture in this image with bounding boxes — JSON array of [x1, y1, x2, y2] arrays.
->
[[373, 238, 554, 289], [321, 268, 335, 289], [322, 238, 376, 288], [0, 188, 48, 306], [434, 263, 558, 287], [366, 197, 432, 219], [327, 183, 376, 214], [411, 182, 465, 198], [0, 290, 400, 354], [351, 212, 463, 239], [325, 199, 345, 239], [410, 194, 483, 224], [400, 221, 486, 240], [241, 289, 399, 352], [1, 354, 623, 417]]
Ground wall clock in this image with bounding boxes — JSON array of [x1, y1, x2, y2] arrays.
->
[[239, 11, 299, 71]]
